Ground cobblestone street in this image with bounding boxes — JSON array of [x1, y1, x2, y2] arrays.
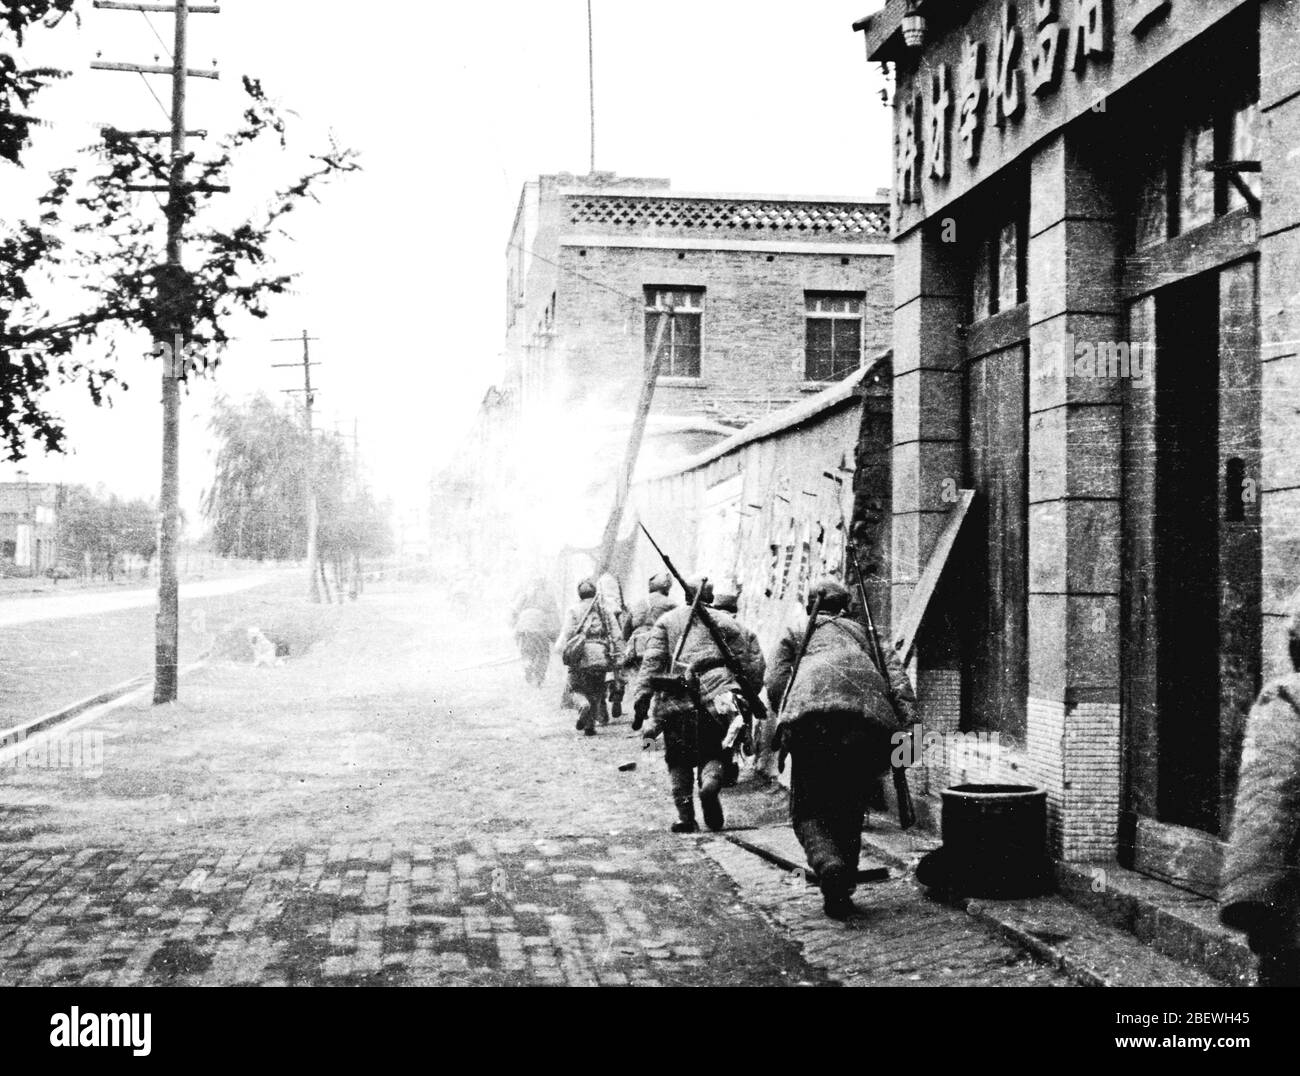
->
[[0, 584, 1072, 986]]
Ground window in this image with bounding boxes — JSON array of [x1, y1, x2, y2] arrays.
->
[[645, 287, 703, 377], [1129, 21, 1259, 251], [804, 293, 864, 381], [969, 206, 1027, 323]]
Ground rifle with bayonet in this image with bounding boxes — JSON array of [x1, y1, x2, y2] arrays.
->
[[826, 473, 916, 830], [638, 524, 768, 724]]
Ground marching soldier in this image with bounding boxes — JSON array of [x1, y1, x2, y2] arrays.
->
[[765, 578, 917, 919], [558, 578, 616, 736], [631, 575, 765, 833], [1221, 594, 1300, 986], [511, 577, 561, 687], [621, 573, 678, 681]]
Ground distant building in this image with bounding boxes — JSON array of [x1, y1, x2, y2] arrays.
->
[[504, 171, 894, 439], [434, 172, 896, 577], [0, 481, 62, 575]]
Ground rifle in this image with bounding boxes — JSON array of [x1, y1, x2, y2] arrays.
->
[[639, 524, 768, 723], [826, 472, 916, 831]]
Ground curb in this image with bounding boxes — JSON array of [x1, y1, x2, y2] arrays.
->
[[959, 897, 1107, 987], [0, 675, 151, 751], [0, 655, 212, 753]]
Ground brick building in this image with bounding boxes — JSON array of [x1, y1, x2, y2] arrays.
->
[[504, 172, 894, 442], [0, 481, 61, 576], [434, 172, 897, 578], [856, 0, 1300, 894]]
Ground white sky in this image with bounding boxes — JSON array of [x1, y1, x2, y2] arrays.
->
[[1, 0, 892, 531]]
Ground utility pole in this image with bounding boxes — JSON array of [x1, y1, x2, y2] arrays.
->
[[587, 0, 597, 173], [594, 305, 672, 575], [273, 330, 322, 602], [91, 0, 222, 705]]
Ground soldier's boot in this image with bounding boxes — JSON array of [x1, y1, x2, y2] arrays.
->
[[699, 761, 725, 832], [575, 696, 593, 733], [819, 863, 855, 920], [669, 766, 699, 833]]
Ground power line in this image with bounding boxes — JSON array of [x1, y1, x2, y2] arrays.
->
[[139, 9, 173, 61], [506, 238, 642, 307]]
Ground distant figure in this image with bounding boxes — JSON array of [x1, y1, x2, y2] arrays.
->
[[511, 577, 561, 687], [558, 578, 617, 736], [621, 573, 677, 683], [765, 579, 916, 920], [1221, 595, 1300, 986], [631, 575, 765, 834], [247, 626, 284, 668]]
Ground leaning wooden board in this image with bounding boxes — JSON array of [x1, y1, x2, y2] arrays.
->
[[892, 489, 976, 666]]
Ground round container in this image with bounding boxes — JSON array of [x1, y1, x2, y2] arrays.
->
[[937, 784, 1051, 898]]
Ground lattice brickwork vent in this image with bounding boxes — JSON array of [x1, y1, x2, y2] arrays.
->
[[568, 196, 888, 238]]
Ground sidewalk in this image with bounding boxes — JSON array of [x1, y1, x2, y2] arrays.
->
[[849, 816, 1247, 986]]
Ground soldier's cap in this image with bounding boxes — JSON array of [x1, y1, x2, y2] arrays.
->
[[648, 572, 672, 592], [683, 575, 714, 604], [713, 581, 741, 611], [577, 578, 597, 599], [809, 578, 851, 614]]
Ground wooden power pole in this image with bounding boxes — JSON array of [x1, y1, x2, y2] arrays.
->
[[273, 330, 322, 602], [594, 305, 672, 575], [92, 0, 221, 705]]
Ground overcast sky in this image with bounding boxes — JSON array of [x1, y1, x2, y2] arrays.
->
[[1, 0, 892, 529]]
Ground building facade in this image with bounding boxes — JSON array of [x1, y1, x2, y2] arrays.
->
[[858, 0, 1300, 892], [0, 481, 61, 575], [505, 172, 894, 437], [439, 172, 898, 583]]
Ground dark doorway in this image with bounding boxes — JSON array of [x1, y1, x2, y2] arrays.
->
[[1152, 273, 1221, 831], [963, 343, 1029, 743]]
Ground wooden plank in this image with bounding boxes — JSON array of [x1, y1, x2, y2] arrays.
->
[[892, 489, 975, 665]]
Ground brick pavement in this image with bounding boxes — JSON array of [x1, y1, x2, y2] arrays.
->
[[0, 835, 821, 987], [0, 583, 1115, 986]]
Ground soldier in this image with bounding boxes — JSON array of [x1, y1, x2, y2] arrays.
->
[[1221, 594, 1300, 986], [630, 575, 765, 834], [511, 577, 561, 687], [712, 581, 741, 616], [712, 581, 748, 785], [621, 573, 678, 681], [558, 578, 616, 737], [765, 578, 917, 920]]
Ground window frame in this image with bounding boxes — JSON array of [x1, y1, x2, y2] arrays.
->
[[645, 287, 705, 379], [804, 291, 866, 382]]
